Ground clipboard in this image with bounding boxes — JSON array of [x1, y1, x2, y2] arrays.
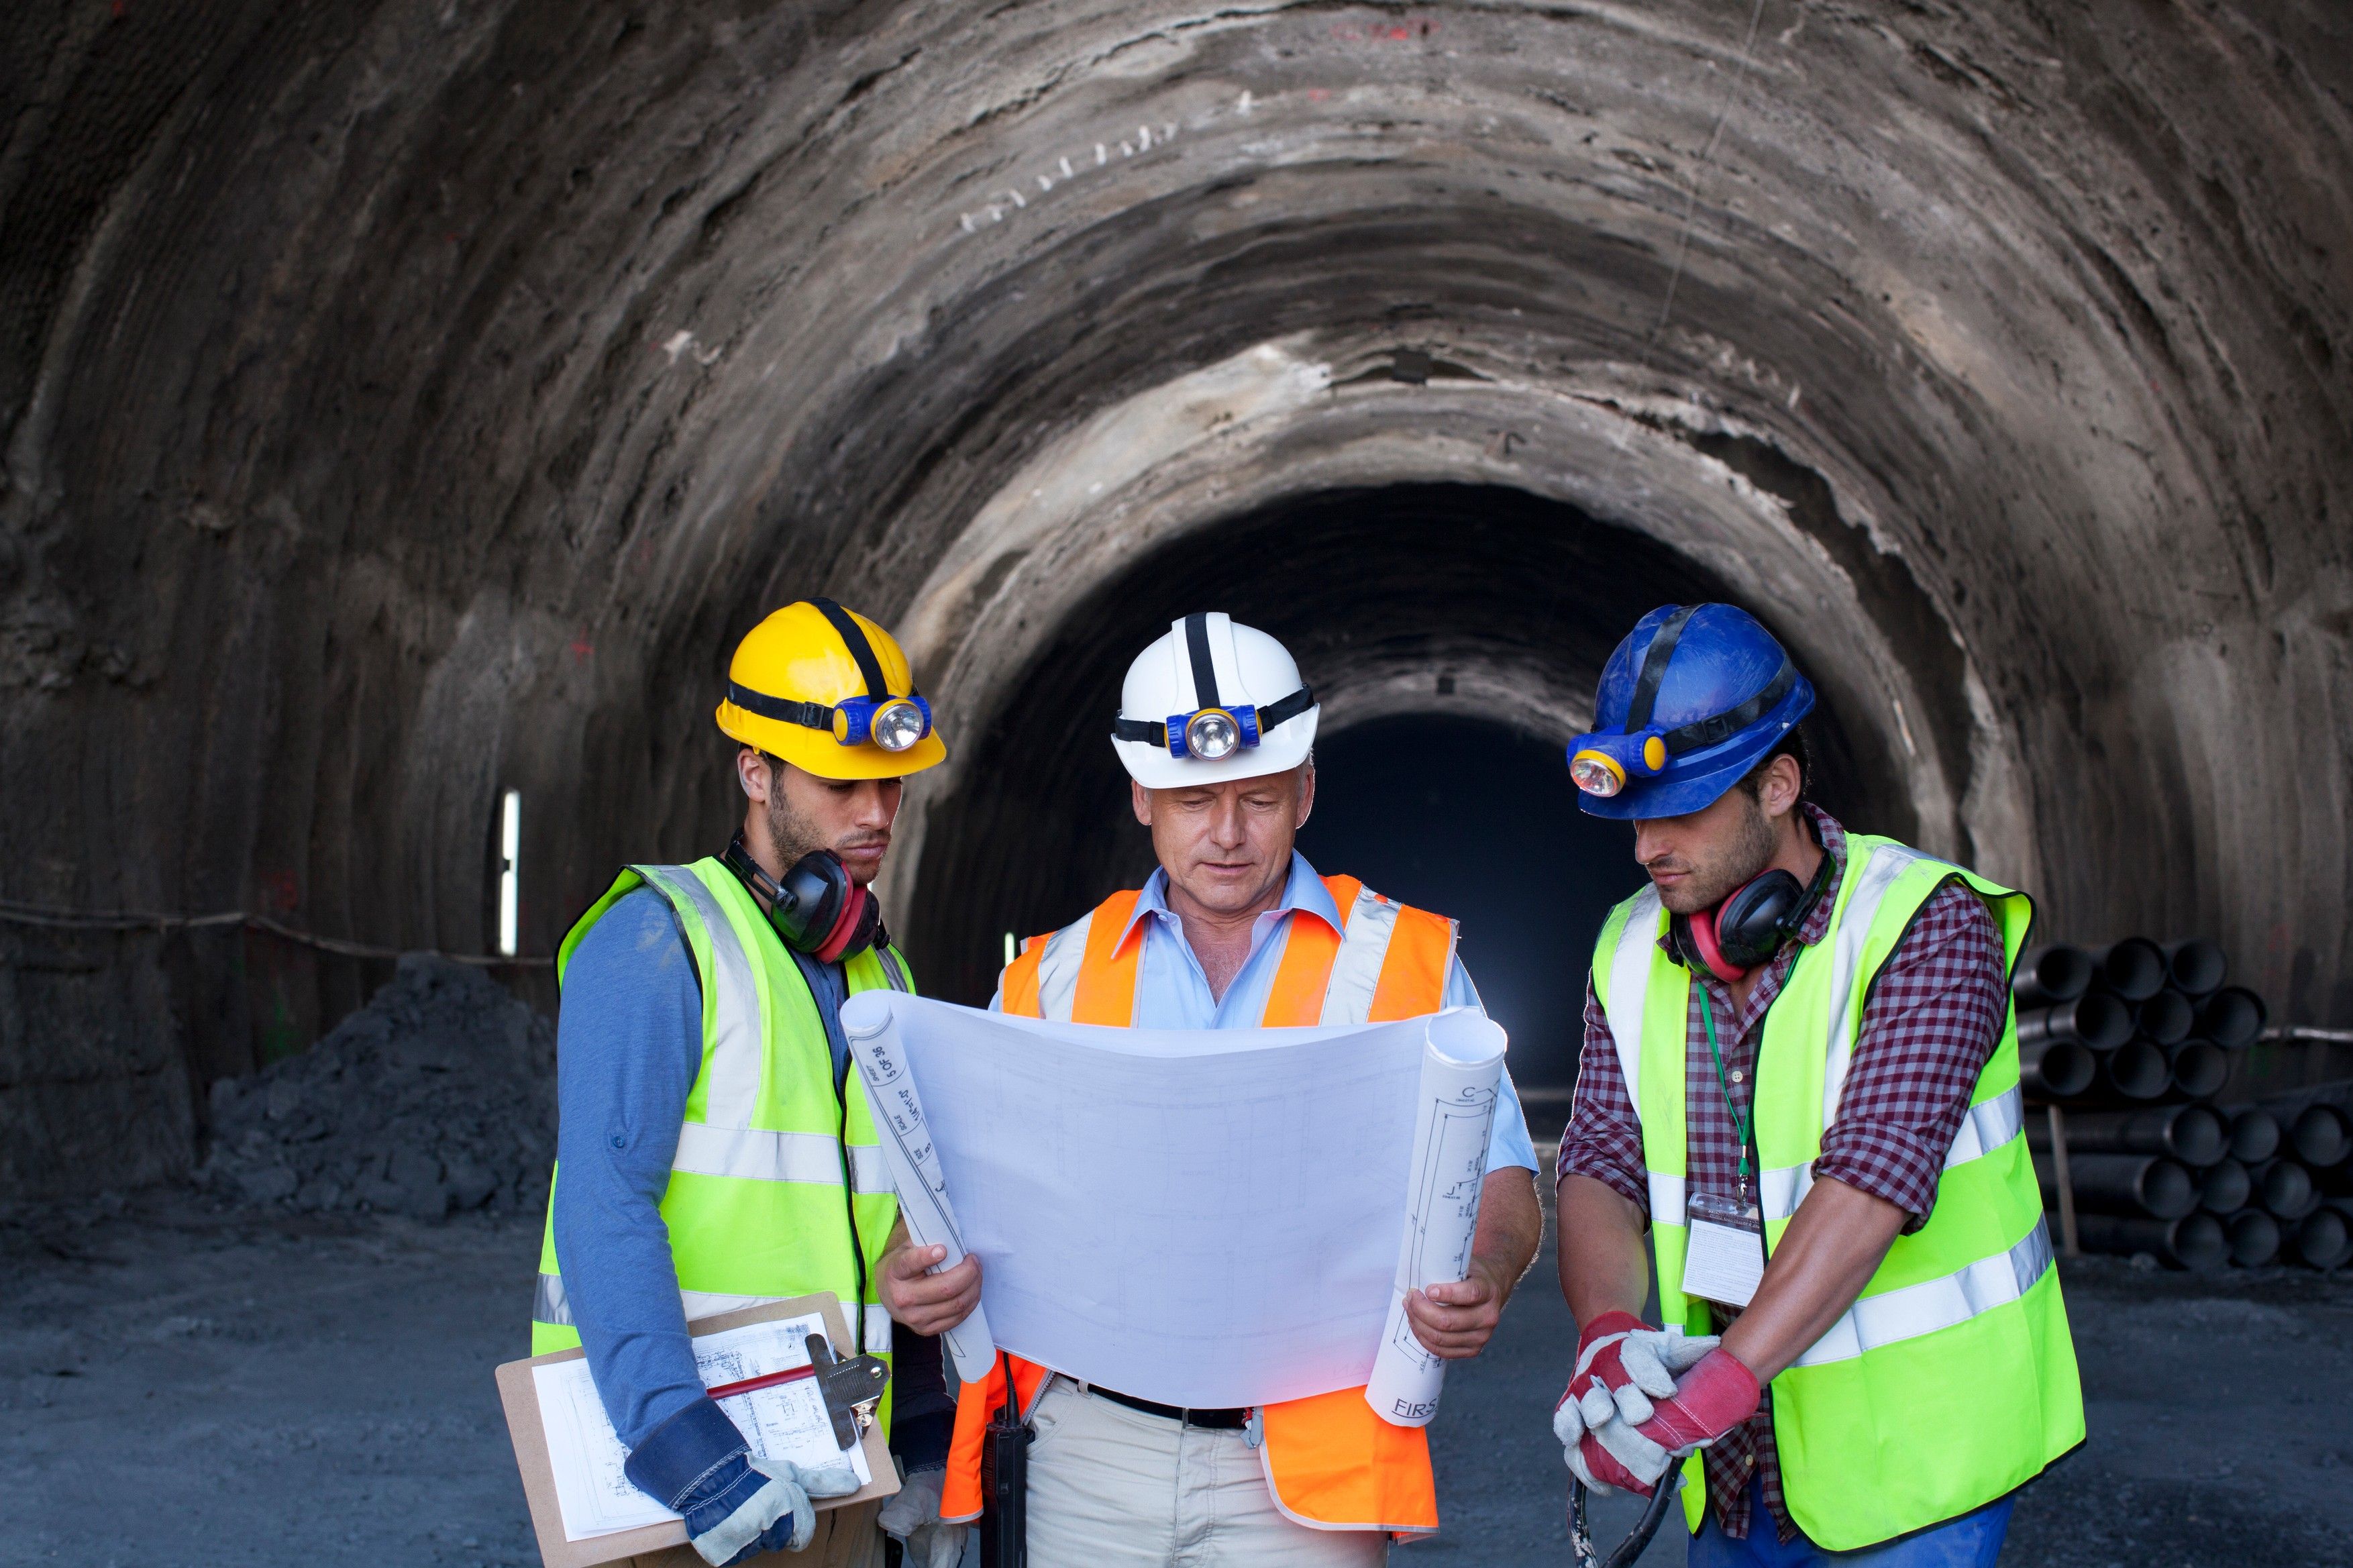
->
[[496, 1294, 901, 1568]]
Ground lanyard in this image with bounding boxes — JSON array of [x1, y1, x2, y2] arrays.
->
[[1696, 985, 1754, 1200]]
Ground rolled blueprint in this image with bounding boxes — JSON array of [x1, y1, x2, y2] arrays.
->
[[843, 992, 998, 1383], [1362, 1009, 1505, 1426]]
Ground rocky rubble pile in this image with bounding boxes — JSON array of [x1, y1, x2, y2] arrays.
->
[[197, 953, 556, 1221]]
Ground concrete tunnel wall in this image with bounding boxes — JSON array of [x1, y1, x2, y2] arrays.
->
[[1, 1, 2348, 1197]]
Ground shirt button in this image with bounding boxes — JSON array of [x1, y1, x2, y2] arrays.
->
[[1730, 1069, 1745, 1084], [611, 1133, 627, 1149]]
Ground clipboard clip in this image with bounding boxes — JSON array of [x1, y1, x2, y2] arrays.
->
[[805, 1332, 890, 1451]]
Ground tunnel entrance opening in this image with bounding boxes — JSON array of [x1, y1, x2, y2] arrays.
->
[[1294, 713, 1643, 1134], [902, 481, 1884, 1016]]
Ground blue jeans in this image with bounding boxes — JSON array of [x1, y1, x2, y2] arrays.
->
[[1688, 1476, 2014, 1567]]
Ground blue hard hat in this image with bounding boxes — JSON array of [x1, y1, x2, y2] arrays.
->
[[1567, 604, 1814, 819]]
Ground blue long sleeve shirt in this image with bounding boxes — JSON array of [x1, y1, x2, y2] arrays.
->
[[550, 888, 950, 1463]]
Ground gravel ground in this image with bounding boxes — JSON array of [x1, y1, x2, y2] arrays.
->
[[3, 1187, 2347, 1567]]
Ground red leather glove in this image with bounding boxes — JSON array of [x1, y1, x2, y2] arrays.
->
[[1571, 1430, 1652, 1495], [1563, 1311, 1649, 1416], [1557, 1313, 1721, 1496], [1634, 1347, 1760, 1451], [1571, 1348, 1761, 1497]]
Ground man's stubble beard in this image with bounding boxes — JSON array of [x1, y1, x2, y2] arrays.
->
[[1658, 792, 1779, 915], [763, 783, 829, 872], [762, 771, 890, 886]]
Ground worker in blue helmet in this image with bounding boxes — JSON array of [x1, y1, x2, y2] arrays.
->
[[1565, 604, 1815, 815], [1550, 605, 2081, 1568]]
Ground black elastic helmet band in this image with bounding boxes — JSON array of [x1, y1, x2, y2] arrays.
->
[[808, 597, 890, 700], [1661, 660, 1798, 755], [1624, 605, 1697, 733], [1112, 683, 1314, 748], [1183, 613, 1223, 710], [727, 682, 835, 731]]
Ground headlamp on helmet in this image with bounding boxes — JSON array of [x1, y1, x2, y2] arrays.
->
[[1116, 690, 1315, 761], [1567, 730, 1671, 798], [833, 693, 934, 752]]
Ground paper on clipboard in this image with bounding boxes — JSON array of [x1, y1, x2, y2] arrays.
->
[[496, 1294, 899, 1568], [531, 1312, 871, 1540]]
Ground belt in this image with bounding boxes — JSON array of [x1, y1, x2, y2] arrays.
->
[[1081, 1381, 1249, 1430]]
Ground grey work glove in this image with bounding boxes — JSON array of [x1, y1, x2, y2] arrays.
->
[[690, 1457, 864, 1565], [877, 1465, 969, 1568]]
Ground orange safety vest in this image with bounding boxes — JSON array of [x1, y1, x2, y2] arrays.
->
[[943, 875, 1457, 1536]]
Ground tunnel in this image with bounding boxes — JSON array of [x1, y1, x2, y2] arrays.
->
[[2, 1, 2348, 1199]]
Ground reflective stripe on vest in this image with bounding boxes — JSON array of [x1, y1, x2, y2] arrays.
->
[[531, 859, 914, 1430], [637, 863, 765, 1123], [949, 875, 1456, 1535], [671, 1123, 890, 1192], [1794, 1216, 2053, 1368], [1034, 907, 1094, 1022], [1589, 835, 2084, 1548]]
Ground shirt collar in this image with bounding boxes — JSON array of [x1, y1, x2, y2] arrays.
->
[[1125, 850, 1339, 949]]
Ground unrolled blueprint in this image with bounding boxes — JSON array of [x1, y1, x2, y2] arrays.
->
[[840, 992, 1505, 1415]]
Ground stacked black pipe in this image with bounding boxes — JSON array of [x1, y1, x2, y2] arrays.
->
[[2018, 937, 2349, 1271]]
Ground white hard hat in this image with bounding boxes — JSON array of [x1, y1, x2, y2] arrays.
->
[[1110, 613, 1320, 788]]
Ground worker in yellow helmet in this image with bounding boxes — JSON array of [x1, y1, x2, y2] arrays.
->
[[531, 599, 980, 1568]]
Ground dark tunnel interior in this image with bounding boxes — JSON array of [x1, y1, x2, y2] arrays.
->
[[900, 482, 1888, 1008], [1293, 714, 1644, 1106]]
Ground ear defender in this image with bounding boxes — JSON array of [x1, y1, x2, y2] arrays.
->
[[1673, 855, 1836, 981], [1673, 906, 1750, 985], [721, 835, 886, 961], [810, 878, 882, 963]]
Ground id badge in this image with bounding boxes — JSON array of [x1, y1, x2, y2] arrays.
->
[[1682, 1190, 1767, 1308]]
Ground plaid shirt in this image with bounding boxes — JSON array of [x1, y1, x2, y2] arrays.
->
[[1557, 805, 2008, 1543]]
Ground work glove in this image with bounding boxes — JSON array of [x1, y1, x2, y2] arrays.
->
[[878, 1465, 969, 1568], [626, 1398, 864, 1565], [1553, 1312, 1718, 1491], [686, 1455, 865, 1565], [1569, 1348, 1763, 1498]]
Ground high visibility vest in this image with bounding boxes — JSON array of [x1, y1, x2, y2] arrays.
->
[[943, 876, 1457, 1536], [1589, 835, 2084, 1550], [530, 859, 914, 1434]]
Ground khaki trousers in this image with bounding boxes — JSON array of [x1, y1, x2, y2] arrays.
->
[[623, 1498, 886, 1568], [1025, 1377, 1388, 1568]]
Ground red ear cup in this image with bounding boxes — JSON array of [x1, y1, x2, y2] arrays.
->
[[1683, 906, 1749, 984], [812, 883, 880, 963]]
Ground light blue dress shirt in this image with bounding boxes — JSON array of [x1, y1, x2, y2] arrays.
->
[[995, 851, 1538, 1173]]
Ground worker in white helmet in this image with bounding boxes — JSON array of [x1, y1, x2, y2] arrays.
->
[[935, 612, 1544, 1565]]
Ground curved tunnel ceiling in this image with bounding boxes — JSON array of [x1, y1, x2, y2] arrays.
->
[[1, 2, 2349, 1188]]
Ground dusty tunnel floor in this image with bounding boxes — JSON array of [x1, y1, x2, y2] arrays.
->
[[2, 1187, 2349, 1568]]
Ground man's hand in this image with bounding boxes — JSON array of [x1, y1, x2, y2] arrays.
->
[[878, 1240, 982, 1336], [1569, 1348, 1761, 1496], [1553, 1311, 1718, 1495], [1404, 1258, 1509, 1359]]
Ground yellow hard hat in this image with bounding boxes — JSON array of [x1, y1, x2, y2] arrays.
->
[[716, 598, 947, 780]]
